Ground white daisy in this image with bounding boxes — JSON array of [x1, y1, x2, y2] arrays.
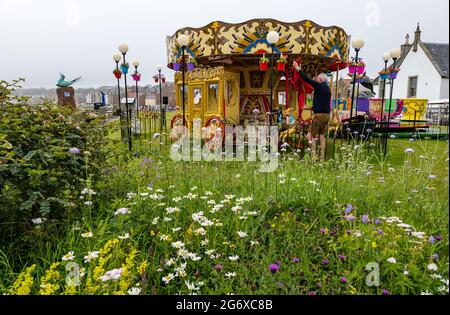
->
[[427, 263, 438, 271], [387, 257, 397, 264], [62, 251, 75, 261], [237, 231, 248, 238], [81, 231, 93, 238], [162, 273, 175, 284], [114, 208, 130, 216]]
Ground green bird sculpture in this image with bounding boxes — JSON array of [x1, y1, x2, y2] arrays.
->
[[56, 73, 82, 87]]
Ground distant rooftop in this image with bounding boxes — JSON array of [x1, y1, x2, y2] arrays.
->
[[422, 42, 449, 78]]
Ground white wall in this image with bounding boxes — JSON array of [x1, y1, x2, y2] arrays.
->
[[389, 44, 442, 100], [440, 78, 449, 100]]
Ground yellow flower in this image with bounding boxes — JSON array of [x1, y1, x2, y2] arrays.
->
[[137, 261, 147, 275], [371, 241, 377, 249], [9, 264, 36, 295], [150, 230, 156, 237], [63, 284, 78, 295], [88, 238, 119, 294], [116, 249, 138, 294], [39, 262, 61, 295]]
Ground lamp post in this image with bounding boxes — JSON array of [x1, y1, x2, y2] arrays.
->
[[113, 53, 123, 139], [119, 43, 132, 151], [349, 38, 365, 118], [380, 52, 390, 151], [177, 34, 189, 128], [267, 31, 280, 126], [348, 38, 365, 142], [384, 47, 401, 156], [157, 64, 164, 132], [132, 59, 140, 136]]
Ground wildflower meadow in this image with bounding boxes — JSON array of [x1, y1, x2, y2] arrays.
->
[[1, 79, 448, 296]]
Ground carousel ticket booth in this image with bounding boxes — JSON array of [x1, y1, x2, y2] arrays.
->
[[167, 19, 350, 133]]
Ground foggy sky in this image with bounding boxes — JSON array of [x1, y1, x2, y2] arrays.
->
[[0, 0, 448, 88]]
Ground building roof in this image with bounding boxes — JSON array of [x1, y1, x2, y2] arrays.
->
[[421, 42, 449, 78]]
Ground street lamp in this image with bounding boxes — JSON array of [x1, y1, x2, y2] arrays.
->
[[177, 34, 189, 127], [349, 38, 365, 121], [112, 53, 123, 139], [157, 64, 164, 132], [119, 43, 132, 151], [132, 59, 140, 136], [384, 47, 401, 156], [348, 37, 364, 143], [379, 51, 390, 150], [267, 30, 279, 125]]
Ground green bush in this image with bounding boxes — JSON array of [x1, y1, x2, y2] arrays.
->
[[0, 79, 113, 256]]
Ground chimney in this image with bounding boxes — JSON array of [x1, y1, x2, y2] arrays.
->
[[401, 33, 410, 57], [413, 23, 421, 52]]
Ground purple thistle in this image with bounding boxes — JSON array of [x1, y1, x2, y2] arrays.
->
[[215, 264, 223, 271], [322, 259, 329, 266], [378, 229, 383, 235], [307, 291, 317, 295], [320, 227, 326, 234], [68, 147, 80, 154], [436, 234, 442, 242], [429, 235, 435, 244], [381, 288, 390, 295], [362, 215, 369, 224], [292, 257, 300, 263], [269, 264, 280, 274], [338, 254, 346, 261], [345, 204, 353, 213], [340, 277, 347, 284], [346, 229, 351, 235], [375, 219, 381, 225], [432, 254, 439, 261]]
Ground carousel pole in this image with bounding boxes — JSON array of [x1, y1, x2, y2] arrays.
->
[[177, 34, 189, 128], [182, 47, 186, 127], [267, 31, 280, 126], [270, 44, 274, 125]]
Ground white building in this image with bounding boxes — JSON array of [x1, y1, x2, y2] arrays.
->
[[373, 24, 449, 101]]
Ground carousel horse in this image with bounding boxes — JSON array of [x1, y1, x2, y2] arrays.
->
[[327, 108, 342, 140], [279, 108, 298, 144]]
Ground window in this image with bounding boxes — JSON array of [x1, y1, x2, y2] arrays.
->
[[208, 83, 219, 112], [193, 88, 202, 107], [278, 91, 286, 106], [179, 85, 187, 100], [408, 76, 418, 98]]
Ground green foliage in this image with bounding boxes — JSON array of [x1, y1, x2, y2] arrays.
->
[[0, 79, 113, 256]]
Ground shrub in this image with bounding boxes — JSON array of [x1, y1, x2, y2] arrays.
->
[[0, 79, 113, 255]]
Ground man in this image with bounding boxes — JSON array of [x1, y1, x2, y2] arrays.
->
[[293, 60, 331, 161]]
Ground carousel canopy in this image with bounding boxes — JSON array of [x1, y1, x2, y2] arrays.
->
[[166, 19, 350, 73]]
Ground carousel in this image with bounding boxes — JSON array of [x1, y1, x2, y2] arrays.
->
[[166, 19, 350, 134]]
